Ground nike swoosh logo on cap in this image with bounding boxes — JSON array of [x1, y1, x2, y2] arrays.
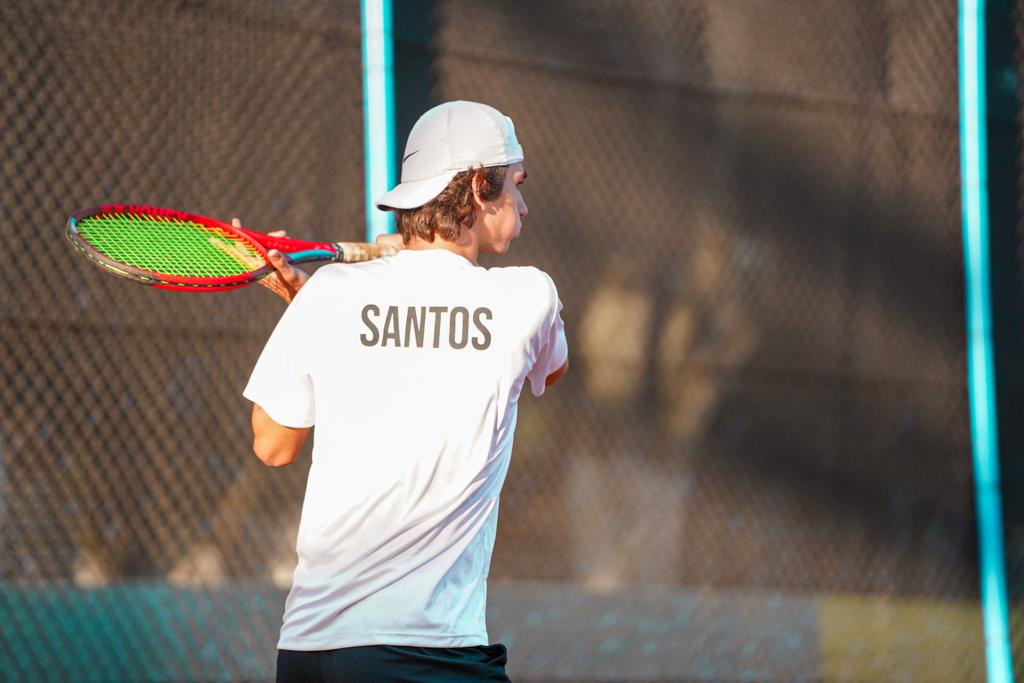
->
[[403, 150, 419, 163]]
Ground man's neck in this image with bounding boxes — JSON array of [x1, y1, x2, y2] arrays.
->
[[403, 229, 480, 264]]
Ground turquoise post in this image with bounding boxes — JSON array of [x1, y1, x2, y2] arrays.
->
[[959, 1, 1014, 681], [361, 0, 396, 242]]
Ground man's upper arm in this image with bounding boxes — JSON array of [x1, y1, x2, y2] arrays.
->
[[545, 358, 569, 388], [251, 403, 310, 467], [243, 275, 320, 466], [525, 269, 568, 396], [243, 277, 318, 426]]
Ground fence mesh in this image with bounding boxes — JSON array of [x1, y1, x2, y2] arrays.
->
[[1, 0, 990, 681], [1, 1, 364, 679]]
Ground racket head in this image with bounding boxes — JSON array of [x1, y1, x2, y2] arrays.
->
[[67, 204, 273, 291]]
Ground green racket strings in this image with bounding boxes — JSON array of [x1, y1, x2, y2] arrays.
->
[[75, 211, 264, 278]]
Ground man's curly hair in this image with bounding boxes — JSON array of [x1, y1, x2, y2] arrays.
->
[[394, 166, 508, 244]]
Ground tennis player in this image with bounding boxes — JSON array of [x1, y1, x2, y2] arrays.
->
[[244, 100, 568, 682]]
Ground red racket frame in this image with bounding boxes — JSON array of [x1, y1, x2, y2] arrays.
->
[[67, 204, 344, 291]]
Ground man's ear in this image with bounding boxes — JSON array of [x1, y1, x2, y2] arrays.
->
[[470, 171, 487, 210]]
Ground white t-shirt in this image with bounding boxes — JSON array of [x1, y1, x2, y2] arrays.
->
[[243, 249, 568, 651]]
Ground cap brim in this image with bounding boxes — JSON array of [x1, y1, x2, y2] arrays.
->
[[375, 171, 458, 211]]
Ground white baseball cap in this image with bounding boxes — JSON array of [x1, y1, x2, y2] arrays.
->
[[375, 100, 524, 211]]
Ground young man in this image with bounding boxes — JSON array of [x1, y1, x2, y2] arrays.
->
[[243, 101, 568, 682]]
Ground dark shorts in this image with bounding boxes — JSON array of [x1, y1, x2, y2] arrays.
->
[[276, 643, 511, 683]]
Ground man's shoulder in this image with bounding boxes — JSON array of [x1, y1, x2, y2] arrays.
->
[[306, 257, 395, 287], [486, 264, 557, 294], [485, 265, 561, 326], [284, 260, 385, 310], [301, 259, 559, 307]]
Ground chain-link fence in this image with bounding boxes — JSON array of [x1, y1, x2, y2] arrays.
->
[[1, 1, 990, 681], [1, 1, 364, 679]]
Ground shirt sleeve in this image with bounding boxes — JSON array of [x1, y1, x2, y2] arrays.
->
[[526, 271, 569, 397], [243, 285, 317, 428]]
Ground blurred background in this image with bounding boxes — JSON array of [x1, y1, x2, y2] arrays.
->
[[2, 0, 1022, 681]]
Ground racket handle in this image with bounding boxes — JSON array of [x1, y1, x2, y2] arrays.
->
[[333, 241, 400, 263]]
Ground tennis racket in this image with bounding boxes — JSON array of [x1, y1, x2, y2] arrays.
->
[[67, 204, 398, 291]]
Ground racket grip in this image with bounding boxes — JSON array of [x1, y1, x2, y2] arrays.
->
[[333, 241, 400, 263]]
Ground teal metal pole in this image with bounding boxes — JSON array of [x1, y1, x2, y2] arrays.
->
[[361, 0, 396, 242], [959, 1, 1014, 681]]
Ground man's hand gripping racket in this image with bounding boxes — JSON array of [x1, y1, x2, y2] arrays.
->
[[230, 218, 403, 303], [67, 204, 401, 297]]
